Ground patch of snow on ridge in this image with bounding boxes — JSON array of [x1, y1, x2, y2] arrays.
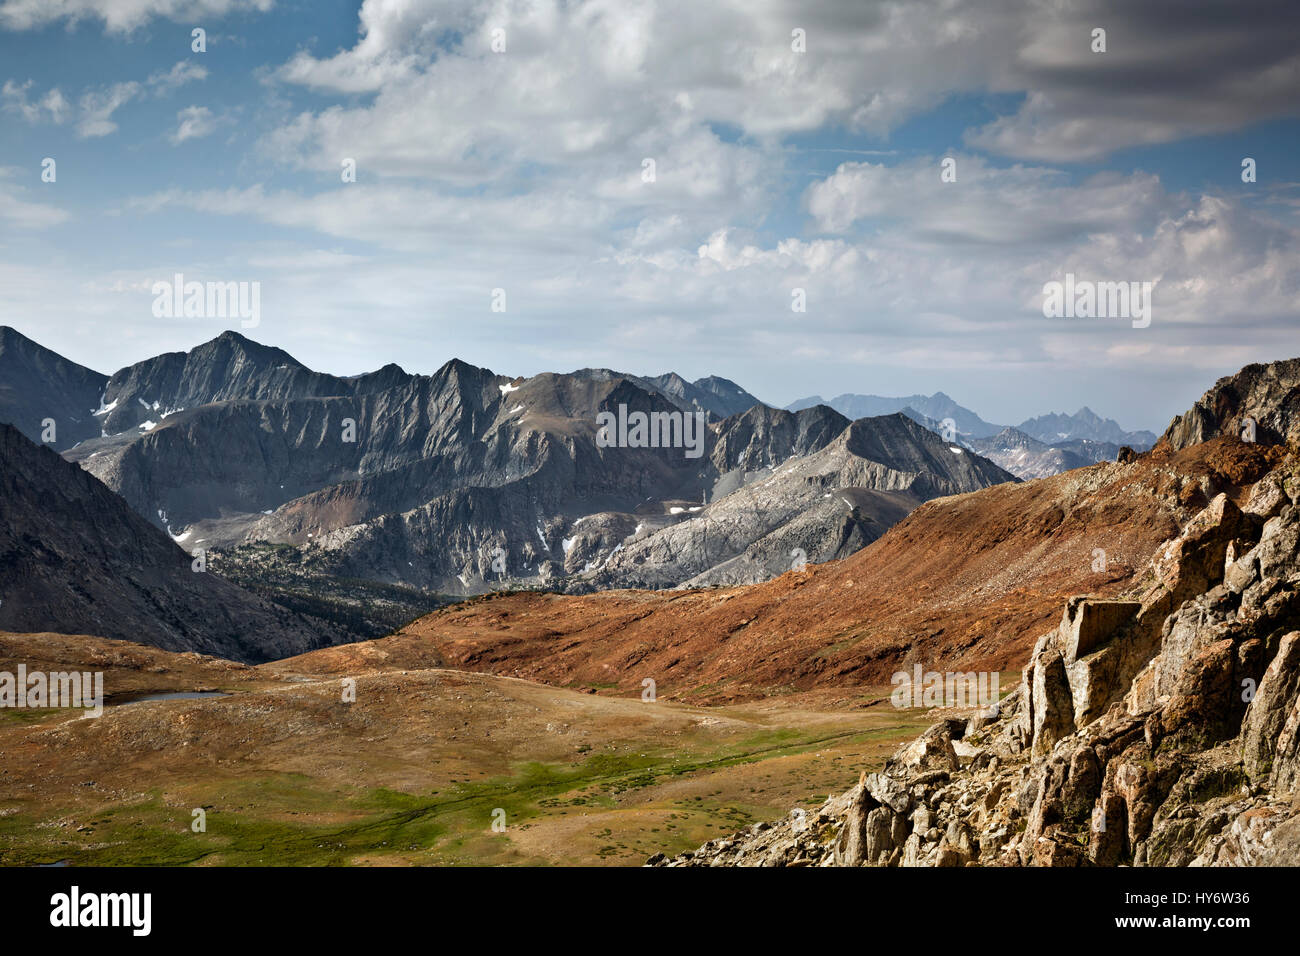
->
[[498, 382, 520, 395], [584, 544, 624, 573], [140, 420, 157, 432], [562, 537, 576, 553], [92, 396, 118, 417]]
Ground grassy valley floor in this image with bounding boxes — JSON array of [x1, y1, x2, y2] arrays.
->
[[0, 632, 970, 866]]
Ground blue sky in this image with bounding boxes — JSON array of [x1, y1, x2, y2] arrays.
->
[[1, 0, 1298, 433]]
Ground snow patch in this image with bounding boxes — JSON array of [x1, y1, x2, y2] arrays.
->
[[92, 396, 118, 417], [584, 544, 624, 573], [498, 382, 520, 395]]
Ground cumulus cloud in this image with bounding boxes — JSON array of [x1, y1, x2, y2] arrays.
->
[[262, 0, 1300, 177]]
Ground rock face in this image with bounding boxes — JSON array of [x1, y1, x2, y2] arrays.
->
[[584, 413, 1014, 590], [0, 326, 108, 451], [1163, 356, 1300, 450], [0, 424, 339, 662], [654, 451, 1300, 866]]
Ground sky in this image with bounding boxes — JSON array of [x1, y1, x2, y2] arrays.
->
[[0, 0, 1297, 433]]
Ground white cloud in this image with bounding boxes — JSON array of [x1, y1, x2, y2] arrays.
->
[[0, 169, 70, 229], [148, 60, 209, 95], [0, 0, 273, 34], [1, 79, 70, 124], [805, 155, 1169, 244], [262, 0, 1300, 178], [3, 60, 207, 141], [169, 104, 217, 143], [76, 81, 139, 137]]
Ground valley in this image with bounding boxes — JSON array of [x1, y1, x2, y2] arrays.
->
[[0, 630, 943, 866]]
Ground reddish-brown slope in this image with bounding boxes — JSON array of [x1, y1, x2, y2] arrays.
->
[[281, 437, 1280, 703]]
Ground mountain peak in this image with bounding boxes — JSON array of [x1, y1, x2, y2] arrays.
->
[[197, 329, 300, 362]]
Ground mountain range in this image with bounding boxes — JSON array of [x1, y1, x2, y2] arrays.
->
[[0, 326, 1017, 649], [789, 390, 1157, 457]]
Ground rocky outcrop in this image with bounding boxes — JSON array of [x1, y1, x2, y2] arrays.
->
[[1162, 356, 1300, 450], [654, 451, 1300, 866]]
